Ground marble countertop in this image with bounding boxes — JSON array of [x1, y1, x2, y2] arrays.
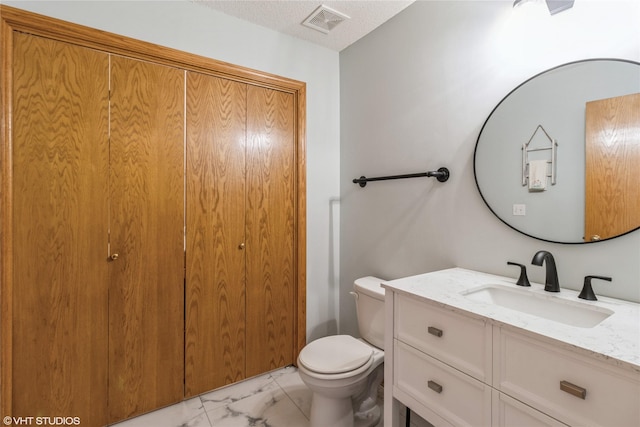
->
[[382, 267, 640, 374]]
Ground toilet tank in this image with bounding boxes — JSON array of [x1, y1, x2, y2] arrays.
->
[[353, 276, 385, 349]]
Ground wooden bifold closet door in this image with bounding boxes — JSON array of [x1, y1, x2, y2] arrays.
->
[[10, 34, 184, 425], [108, 55, 185, 422], [11, 32, 111, 426], [185, 73, 297, 395], [245, 86, 296, 377], [185, 72, 248, 395]]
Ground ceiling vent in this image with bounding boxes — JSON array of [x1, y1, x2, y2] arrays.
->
[[302, 5, 350, 34]]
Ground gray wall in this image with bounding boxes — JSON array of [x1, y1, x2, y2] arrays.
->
[[340, 0, 640, 336], [4, 0, 342, 342]]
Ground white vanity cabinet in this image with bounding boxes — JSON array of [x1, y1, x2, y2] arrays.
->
[[383, 269, 640, 427], [388, 293, 496, 427]]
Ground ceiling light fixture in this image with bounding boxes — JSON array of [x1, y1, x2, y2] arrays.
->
[[513, 0, 538, 7], [514, 0, 575, 15], [545, 0, 575, 15]]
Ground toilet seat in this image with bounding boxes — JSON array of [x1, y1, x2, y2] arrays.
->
[[298, 335, 373, 375]]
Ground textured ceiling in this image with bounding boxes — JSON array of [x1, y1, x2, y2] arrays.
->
[[192, 1, 416, 51]]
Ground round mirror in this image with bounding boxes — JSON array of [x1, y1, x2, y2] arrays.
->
[[474, 59, 640, 244]]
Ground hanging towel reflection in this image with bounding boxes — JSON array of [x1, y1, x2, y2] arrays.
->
[[528, 160, 548, 191]]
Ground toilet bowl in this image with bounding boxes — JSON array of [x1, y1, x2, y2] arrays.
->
[[297, 277, 385, 427]]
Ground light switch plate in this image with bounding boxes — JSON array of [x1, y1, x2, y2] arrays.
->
[[513, 204, 526, 216]]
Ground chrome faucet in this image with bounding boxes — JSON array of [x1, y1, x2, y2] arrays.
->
[[531, 250, 560, 292]]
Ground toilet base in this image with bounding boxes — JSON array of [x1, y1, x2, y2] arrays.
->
[[309, 393, 354, 427], [309, 393, 382, 427], [308, 364, 383, 427], [354, 403, 381, 427], [353, 364, 383, 427]]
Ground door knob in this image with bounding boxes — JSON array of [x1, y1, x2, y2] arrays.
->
[[238, 243, 245, 250], [110, 253, 119, 261]]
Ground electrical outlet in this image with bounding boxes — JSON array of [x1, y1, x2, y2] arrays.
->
[[513, 204, 526, 216]]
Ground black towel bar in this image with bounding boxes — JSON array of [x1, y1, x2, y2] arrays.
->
[[352, 167, 450, 188]]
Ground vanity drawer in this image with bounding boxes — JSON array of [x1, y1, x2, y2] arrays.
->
[[394, 340, 491, 427], [495, 328, 640, 427], [493, 390, 568, 427], [395, 294, 492, 382]]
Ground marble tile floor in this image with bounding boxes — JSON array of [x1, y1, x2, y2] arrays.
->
[[112, 366, 384, 427]]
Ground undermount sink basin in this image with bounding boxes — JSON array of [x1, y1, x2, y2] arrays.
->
[[461, 284, 614, 328]]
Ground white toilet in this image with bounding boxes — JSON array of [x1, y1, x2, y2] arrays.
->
[[297, 276, 385, 427]]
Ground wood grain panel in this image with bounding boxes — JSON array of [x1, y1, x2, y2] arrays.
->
[[1, 18, 12, 416], [11, 33, 110, 425], [246, 86, 296, 376], [185, 72, 247, 396], [108, 56, 184, 422], [294, 88, 307, 360], [585, 93, 640, 241]]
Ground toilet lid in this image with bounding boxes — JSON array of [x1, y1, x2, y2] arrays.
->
[[298, 335, 374, 374]]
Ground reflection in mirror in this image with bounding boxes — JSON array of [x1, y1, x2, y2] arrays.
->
[[585, 92, 640, 241], [474, 59, 640, 244]]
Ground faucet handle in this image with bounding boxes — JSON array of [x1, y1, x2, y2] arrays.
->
[[507, 262, 531, 287], [578, 275, 612, 301]]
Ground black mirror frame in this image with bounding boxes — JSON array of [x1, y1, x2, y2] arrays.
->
[[473, 58, 640, 245]]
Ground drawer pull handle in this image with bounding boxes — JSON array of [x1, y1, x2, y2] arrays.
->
[[428, 326, 443, 337], [560, 380, 586, 399], [428, 380, 443, 394]]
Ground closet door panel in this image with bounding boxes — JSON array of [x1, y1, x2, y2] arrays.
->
[[109, 56, 185, 422], [185, 72, 247, 396], [246, 86, 296, 376], [11, 33, 110, 425]]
